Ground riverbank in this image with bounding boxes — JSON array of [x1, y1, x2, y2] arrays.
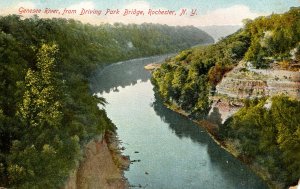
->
[[163, 102, 284, 189], [64, 131, 130, 189], [144, 63, 161, 71]]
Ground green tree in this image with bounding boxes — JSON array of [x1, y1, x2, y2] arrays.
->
[[8, 44, 79, 188], [19, 43, 63, 129]]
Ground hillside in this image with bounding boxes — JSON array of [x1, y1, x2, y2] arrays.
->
[[151, 7, 300, 188], [0, 15, 213, 188]]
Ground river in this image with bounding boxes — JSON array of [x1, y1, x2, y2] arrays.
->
[[90, 55, 268, 189]]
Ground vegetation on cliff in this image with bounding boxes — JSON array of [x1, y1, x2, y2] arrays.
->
[[151, 7, 300, 187], [151, 23, 250, 118], [221, 96, 300, 186], [0, 15, 212, 188], [244, 7, 300, 68]]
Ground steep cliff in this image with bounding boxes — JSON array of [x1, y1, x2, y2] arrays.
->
[[210, 61, 299, 123], [63, 132, 130, 189], [216, 61, 300, 100]]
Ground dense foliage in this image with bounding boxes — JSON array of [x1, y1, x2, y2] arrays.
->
[[221, 96, 300, 186], [244, 7, 300, 68], [151, 27, 250, 118], [0, 15, 212, 188], [152, 7, 300, 117], [151, 7, 300, 187]]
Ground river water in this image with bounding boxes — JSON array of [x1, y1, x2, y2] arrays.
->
[[90, 55, 268, 189]]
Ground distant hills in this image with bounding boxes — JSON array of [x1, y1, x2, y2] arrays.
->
[[199, 25, 241, 42]]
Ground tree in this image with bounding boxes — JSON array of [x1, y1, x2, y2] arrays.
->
[[19, 43, 63, 130], [8, 43, 71, 188]]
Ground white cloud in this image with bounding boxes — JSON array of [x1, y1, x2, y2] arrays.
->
[[17, 1, 36, 8], [102, 0, 179, 25], [68, 1, 95, 10], [197, 5, 263, 26], [0, 1, 105, 24], [59, 1, 103, 23], [100, 0, 152, 25], [124, 1, 151, 10], [0, 1, 264, 26], [0, 1, 36, 15], [102, 3, 264, 26]]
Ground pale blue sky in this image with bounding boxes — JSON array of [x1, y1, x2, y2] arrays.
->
[[0, 0, 299, 26]]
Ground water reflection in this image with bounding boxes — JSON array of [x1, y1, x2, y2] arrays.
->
[[207, 107, 222, 125], [151, 90, 267, 189], [90, 55, 171, 93], [90, 55, 268, 189], [151, 92, 209, 143]]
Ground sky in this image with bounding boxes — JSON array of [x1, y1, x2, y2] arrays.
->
[[0, 0, 299, 26]]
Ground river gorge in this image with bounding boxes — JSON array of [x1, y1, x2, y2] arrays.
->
[[90, 55, 268, 189]]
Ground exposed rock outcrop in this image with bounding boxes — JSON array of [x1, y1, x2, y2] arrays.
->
[[63, 133, 129, 189], [144, 63, 161, 71], [209, 61, 300, 123], [216, 61, 300, 100], [289, 179, 300, 189], [208, 98, 242, 124]]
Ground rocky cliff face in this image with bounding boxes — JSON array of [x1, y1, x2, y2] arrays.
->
[[216, 62, 300, 100], [289, 179, 300, 189], [209, 61, 300, 123], [63, 132, 129, 189]]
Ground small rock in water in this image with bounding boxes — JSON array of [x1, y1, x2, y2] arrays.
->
[[131, 159, 141, 163], [145, 171, 149, 175]]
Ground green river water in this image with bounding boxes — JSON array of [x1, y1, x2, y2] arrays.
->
[[90, 55, 268, 189]]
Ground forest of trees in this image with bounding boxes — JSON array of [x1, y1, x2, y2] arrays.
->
[[152, 7, 300, 187], [0, 15, 213, 188], [151, 24, 250, 118], [244, 7, 300, 68], [221, 96, 300, 186]]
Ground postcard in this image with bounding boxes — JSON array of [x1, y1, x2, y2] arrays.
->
[[0, 0, 299, 189]]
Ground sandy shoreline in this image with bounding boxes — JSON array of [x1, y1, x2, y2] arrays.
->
[[144, 63, 161, 71], [64, 131, 130, 189]]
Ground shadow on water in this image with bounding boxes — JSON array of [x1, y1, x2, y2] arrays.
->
[[207, 107, 223, 126], [151, 92, 209, 144], [90, 55, 171, 94], [90, 55, 268, 189], [151, 92, 268, 189]]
